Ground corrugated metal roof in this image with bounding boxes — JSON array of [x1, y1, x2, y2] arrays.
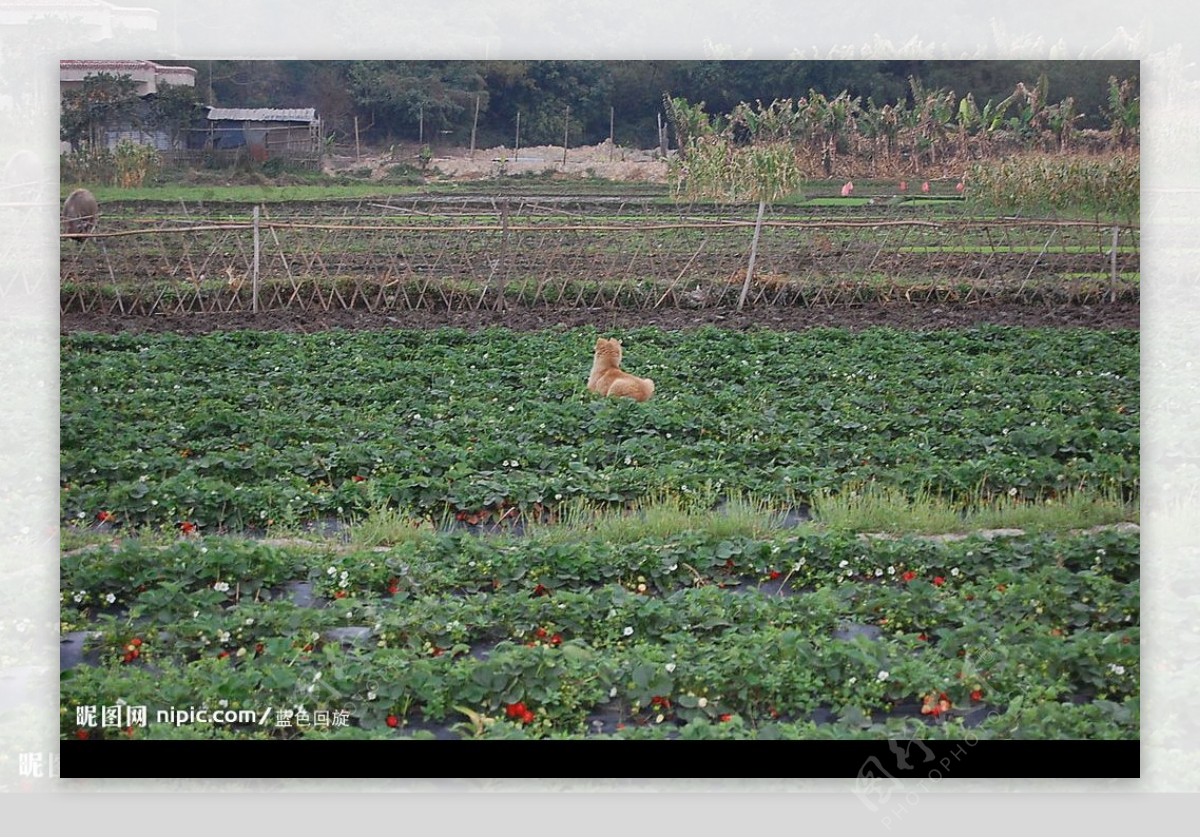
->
[[206, 107, 317, 123]]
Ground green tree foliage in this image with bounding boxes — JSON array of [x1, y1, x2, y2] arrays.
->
[[147, 82, 208, 148], [481, 60, 611, 146], [83, 60, 1140, 153], [346, 61, 487, 143], [61, 73, 207, 154], [60, 72, 141, 150]]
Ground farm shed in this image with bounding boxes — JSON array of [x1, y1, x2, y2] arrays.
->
[[199, 107, 321, 160]]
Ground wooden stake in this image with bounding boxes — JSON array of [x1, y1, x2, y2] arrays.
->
[[609, 106, 615, 161], [1110, 225, 1120, 301], [562, 105, 570, 166], [353, 116, 360, 162], [514, 111, 521, 160], [252, 205, 260, 313], [494, 199, 510, 311], [736, 199, 767, 311], [470, 94, 481, 158]]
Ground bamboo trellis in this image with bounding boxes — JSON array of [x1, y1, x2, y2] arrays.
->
[[58, 199, 1140, 317]]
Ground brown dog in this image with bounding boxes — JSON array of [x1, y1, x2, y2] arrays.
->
[[587, 337, 655, 402]]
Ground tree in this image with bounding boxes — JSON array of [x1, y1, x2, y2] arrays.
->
[[60, 72, 141, 150], [147, 82, 207, 149], [347, 61, 486, 143], [481, 60, 611, 146], [607, 61, 680, 146]]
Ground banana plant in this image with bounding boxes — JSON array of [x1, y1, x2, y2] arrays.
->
[[803, 90, 830, 154], [908, 76, 958, 168], [1046, 95, 1084, 152], [859, 98, 900, 173], [956, 93, 982, 158], [979, 97, 1011, 135], [1104, 76, 1139, 149]]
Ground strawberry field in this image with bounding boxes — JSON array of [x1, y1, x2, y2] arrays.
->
[[59, 324, 1140, 743], [61, 326, 1138, 528]]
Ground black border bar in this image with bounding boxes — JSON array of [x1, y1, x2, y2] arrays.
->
[[60, 739, 1140, 779]]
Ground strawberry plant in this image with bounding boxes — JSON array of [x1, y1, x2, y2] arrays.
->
[[61, 525, 1138, 740], [60, 322, 1137, 741], [61, 326, 1137, 533]]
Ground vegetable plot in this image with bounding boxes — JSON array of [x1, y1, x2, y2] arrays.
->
[[61, 526, 1138, 740], [60, 325, 1138, 532], [60, 323, 1138, 741]]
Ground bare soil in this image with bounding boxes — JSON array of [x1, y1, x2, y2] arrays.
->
[[66, 143, 1139, 335], [60, 300, 1139, 336], [324, 141, 668, 184]]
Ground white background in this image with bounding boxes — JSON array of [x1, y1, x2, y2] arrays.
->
[[1, 0, 1192, 833]]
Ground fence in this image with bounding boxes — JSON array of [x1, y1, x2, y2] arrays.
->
[[59, 197, 1140, 317], [155, 149, 324, 171]]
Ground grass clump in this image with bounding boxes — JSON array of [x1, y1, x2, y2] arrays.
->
[[809, 482, 1137, 535], [347, 504, 438, 548], [530, 489, 783, 545]]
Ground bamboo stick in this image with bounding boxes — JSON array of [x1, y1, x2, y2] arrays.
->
[[252, 205, 260, 313], [737, 198, 767, 311]]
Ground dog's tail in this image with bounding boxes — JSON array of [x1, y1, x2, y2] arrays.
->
[[607, 376, 654, 402]]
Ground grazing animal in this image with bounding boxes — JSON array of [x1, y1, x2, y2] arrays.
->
[[587, 337, 654, 403], [840, 180, 854, 197], [62, 188, 99, 244]]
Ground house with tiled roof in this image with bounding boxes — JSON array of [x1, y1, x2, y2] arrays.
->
[[60, 59, 197, 151], [60, 59, 321, 165], [60, 59, 195, 96]]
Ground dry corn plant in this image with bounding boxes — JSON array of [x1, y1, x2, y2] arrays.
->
[[965, 152, 1139, 222], [668, 104, 806, 311]]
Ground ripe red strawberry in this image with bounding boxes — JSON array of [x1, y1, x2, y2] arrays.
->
[[505, 702, 527, 719]]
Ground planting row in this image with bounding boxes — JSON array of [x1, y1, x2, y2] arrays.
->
[[60, 207, 1139, 317], [60, 325, 1139, 534], [61, 526, 1139, 740]]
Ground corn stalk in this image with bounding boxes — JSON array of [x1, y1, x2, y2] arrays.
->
[[965, 152, 1139, 223], [668, 99, 805, 310]]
